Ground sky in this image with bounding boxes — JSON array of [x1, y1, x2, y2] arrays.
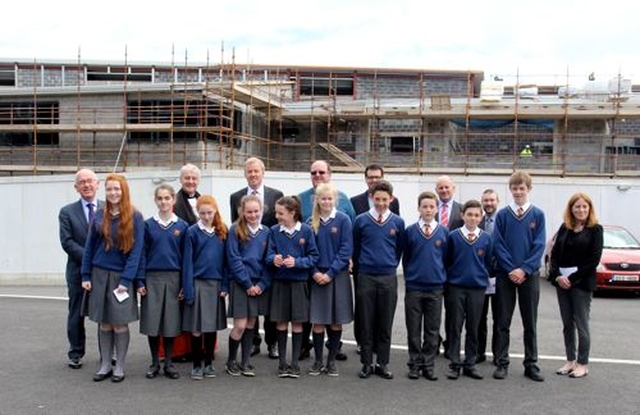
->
[[3, 0, 640, 85]]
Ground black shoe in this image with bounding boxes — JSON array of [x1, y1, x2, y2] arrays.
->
[[476, 354, 487, 364], [374, 364, 393, 380], [408, 367, 420, 380], [111, 374, 125, 383], [335, 349, 348, 361], [358, 364, 373, 379], [145, 364, 160, 379], [524, 367, 545, 382], [250, 344, 261, 357], [463, 367, 483, 379], [267, 344, 279, 359], [493, 366, 508, 380], [93, 370, 112, 382], [299, 345, 311, 361], [423, 369, 438, 381], [447, 368, 460, 380], [163, 365, 180, 379], [68, 357, 82, 369]]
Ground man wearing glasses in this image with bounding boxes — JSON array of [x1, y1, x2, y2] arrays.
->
[[350, 163, 400, 216], [298, 160, 355, 222]]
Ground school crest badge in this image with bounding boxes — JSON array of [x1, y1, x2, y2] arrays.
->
[[331, 227, 338, 234], [299, 238, 306, 245]]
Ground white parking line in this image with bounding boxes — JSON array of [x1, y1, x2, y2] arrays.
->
[[4, 293, 640, 366]]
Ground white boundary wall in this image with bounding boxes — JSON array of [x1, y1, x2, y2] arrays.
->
[[1, 169, 638, 285]]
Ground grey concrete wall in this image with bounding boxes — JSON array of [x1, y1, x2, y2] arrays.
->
[[1, 169, 638, 285]]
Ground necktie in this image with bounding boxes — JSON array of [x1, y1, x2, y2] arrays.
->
[[87, 203, 95, 225], [517, 206, 524, 217], [424, 224, 431, 237], [485, 217, 494, 235], [440, 204, 449, 227], [467, 232, 476, 242], [251, 189, 258, 196], [377, 214, 383, 224]]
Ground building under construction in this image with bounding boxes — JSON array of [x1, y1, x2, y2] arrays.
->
[[0, 57, 639, 177]]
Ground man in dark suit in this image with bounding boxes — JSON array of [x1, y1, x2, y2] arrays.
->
[[435, 175, 464, 231], [173, 163, 201, 226], [435, 175, 464, 359], [350, 163, 400, 216], [229, 157, 284, 359], [478, 188, 500, 364], [58, 168, 102, 369]]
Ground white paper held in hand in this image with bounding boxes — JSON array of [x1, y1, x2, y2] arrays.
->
[[113, 288, 130, 303]]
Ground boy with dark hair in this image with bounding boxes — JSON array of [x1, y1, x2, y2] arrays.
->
[[492, 171, 546, 382], [353, 180, 405, 380], [402, 191, 447, 381], [445, 199, 493, 380]]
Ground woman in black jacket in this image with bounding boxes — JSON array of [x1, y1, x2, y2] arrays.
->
[[548, 192, 603, 379]]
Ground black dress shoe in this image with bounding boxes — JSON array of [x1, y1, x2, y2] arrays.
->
[[68, 357, 82, 369], [93, 370, 112, 382], [358, 364, 373, 379], [250, 344, 261, 357], [423, 369, 438, 381], [267, 344, 279, 359], [111, 374, 125, 383], [374, 364, 393, 380], [463, 367, 483, 379], [335, 349, 348, 361], [146, 364, 160, 379], [447, 368, 460, 380], [163, 365, 180, 379], [407, 366, 420, 380], [524, 367, 545, 382], [493, 366, 508, 380]]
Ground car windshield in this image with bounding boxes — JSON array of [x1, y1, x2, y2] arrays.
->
[[604, 228, 640, 249]]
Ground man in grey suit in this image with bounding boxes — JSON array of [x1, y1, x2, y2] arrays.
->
[[58, 168, 102, 369], [229, 157, 284, 358]]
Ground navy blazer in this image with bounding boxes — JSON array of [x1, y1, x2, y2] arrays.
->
[[350, 190, 400, 216], [229, 185, 284, 228], [59, 199, 104, 284]]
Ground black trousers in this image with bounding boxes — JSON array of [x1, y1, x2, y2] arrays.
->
[[494, 272, 540, 369], [477, 293, 498, 360], [357, 273, 397, 366], [404, 288, 442, 370], [446, 285, 485, 369], [66, 278, 86, 360], [254, 317, 277, 347]]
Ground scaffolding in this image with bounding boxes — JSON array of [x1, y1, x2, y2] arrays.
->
[[0, 52, 639, 177]]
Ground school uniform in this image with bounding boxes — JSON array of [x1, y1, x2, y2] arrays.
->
[[308, 209, 354, 325], [492, 203, 546, 372], [353, 209, 405, 368], [266, 222, 319, 322], [226, 223, 271, 319], [81, 209, 145, 325], [446, 227, 493, 372], [139, 214, 188, 337], [402, 219, 448, 373], [181, 222, 228, 333]]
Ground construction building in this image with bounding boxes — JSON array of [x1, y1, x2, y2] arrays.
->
[[0, 58, 638, 176]]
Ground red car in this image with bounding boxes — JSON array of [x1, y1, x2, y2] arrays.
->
[[544, 225, 640, 292]]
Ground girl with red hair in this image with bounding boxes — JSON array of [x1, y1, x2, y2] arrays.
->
[[81, 174, 145, 383]]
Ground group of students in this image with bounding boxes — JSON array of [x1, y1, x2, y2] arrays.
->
[[78, 165, 600, 384]]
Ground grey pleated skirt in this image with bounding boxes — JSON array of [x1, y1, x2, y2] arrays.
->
[[182, 279, 227, 333], [140, 271, 181, 337], [309, 270, 354, 325], [88, 267, 139, 325], [228, 280, 270, 319], [269, 280, 309, 323]]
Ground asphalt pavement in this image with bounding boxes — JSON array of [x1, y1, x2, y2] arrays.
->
[[1, 279, 639, 415]]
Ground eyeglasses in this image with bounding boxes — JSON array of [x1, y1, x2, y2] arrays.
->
[[366, 175, 383, 180], [76, 179, 97, 186], [310, 171, 327, 176]]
